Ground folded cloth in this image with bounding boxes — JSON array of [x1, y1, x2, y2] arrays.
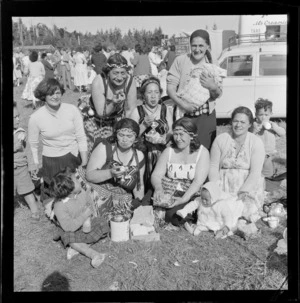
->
[[130, 224, 155, 236], [130, 205, 155, 227]]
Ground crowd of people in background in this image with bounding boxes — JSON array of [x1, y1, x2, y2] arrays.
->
[[13, 29, 286, 268]]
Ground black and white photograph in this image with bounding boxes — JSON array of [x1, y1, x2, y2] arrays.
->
[[2, 4, 298, 300]]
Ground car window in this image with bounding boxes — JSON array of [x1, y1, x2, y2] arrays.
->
[[223, 55, 253, 77], [259, 54, 286, 76], [220, 59, 227, 70]]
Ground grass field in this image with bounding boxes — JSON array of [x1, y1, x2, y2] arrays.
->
[[13, 77, 287, 292]]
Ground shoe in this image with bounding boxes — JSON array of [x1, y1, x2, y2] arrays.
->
[[91, 253, 106, 268], [67, 247, 80, 260], [176, 209, 186, 219], [31, 212, 40, 221]]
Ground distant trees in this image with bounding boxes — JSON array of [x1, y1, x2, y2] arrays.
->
[[12, 19, 167, 52]]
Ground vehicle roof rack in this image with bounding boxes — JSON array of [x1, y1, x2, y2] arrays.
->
[[227, 32, 287, 50]]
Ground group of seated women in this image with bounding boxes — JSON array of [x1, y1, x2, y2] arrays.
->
[[28, 51, 266, 234]]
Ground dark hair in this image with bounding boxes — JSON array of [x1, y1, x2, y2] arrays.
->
[[135, 44, 142, 54], [170, 45, 176, 52], [105, 118, 146, 152], [93, 43, 103, 52], [102, 53, 131, 75], [76, 46, 83, 52], [121, 45, 128, 51], [171, 117, 200, 153], [29, 51, 38, 62], [41, 52, 47, 59], [255, 98, 273, 112], [231, 106, 254, 131], [158, 61, 166, 70], [34, 78, 65, 101], [140, 76, 163, 97], [49, 167, 75, 201], [190, 29, 212, 63]]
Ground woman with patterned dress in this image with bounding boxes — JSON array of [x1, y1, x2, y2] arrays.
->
[[151, 117, 210, 226], [79, 53, 137, 154], [209, 106, 265, 222], [76, 118, 145, 213], [130, 76, 174, 190]]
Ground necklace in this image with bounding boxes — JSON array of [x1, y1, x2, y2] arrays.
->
[[144, 104, 160, 116]]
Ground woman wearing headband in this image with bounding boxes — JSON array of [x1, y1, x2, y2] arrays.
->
[[167, 29, 223, 151], [130, 76, 174, 191], [80, 53, 138, 153], [151, 117, 210, 226], [76, 118, 145, 211]]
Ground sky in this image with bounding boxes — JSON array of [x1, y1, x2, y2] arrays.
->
[[12, 15, 240, 36]]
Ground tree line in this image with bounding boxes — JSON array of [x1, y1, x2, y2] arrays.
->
[[13, 18, 176, 51]]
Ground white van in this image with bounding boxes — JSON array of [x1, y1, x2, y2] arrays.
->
[[216, 36, 287, 118]]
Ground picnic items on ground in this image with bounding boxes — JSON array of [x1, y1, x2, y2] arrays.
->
[[175, 63, 226, 119], [104, 199, 133, 242], [130, 206, 160, 241]]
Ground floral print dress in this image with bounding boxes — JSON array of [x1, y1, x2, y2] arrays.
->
[[219, 138, 265, 209]]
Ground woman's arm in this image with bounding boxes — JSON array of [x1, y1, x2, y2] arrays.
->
[[91, 75, 109, 116], [124, 77, 138, 118], [167, 58, 198, 113], [209, 136, 222, 182], [239, 137, 265, 193], [40, 63, 45, 77], [132, 151, 145, 200], [151, 147, 169, 193], [85, 143, 113, 183], [73, 107, 88, 166]]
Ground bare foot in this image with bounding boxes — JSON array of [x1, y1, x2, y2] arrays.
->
[[184, 222, 195, 234]]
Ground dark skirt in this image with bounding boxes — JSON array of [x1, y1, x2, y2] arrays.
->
[[41, 152, 81, 201], [56, 217, 109, 248], [185, 110, 216, 151]]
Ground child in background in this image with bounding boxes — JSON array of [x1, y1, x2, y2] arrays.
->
[[49, 167, 108, 268], [253, 98, 286, 177], [176, 181, 246, 239], [14, 102, 40, 220], [157, 61, 168, 101]]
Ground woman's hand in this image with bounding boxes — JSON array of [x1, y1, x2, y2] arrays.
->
[[180, 102, 199, 113], [200, 72, 218, 91], [110, 166, 127, 179], [166, 197, 184, 209], [112, 92, 126, 104], [143, 115, 155, 127], [153, 189, 164, 204]]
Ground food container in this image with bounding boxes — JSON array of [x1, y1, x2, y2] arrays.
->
[[263, 121, 271, 130]]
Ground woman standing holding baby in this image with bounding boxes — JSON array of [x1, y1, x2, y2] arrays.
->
[[167, 29, 223, 151]]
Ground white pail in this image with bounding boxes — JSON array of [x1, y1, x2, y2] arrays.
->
[[110, 219, 130, 242]]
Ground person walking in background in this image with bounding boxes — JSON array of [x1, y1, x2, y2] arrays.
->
[[121, 45, 134, 69], [157, 61, 168, 101], [21, 49, 30, 77], [40, 53, 55, 81], [52, 49, 62, 80], [13, 50, 23, 86], [91, 43, 107, 75], [21, 50, 45, 109], [130, 44, 151, 97], [148, 46, 162, 77], [73, 46, 88, 93], [60, 48, 74, 90], [164, 45, 177, 71], [167, 29, 223, 150]]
